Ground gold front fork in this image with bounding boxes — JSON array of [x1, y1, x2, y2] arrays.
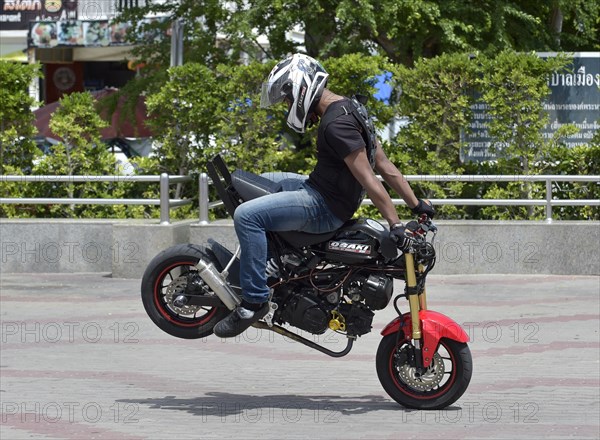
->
[[404, 253, 421, 340], [418, 263, 427, 311]]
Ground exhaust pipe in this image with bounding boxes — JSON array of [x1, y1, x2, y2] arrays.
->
[[195, 259, 241, 310]]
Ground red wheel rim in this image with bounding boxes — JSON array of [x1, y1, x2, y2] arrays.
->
[[153, 261, 218, 327]]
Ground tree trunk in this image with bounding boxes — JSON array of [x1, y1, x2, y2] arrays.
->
[[549, 2, 564, 47], [64, 140, 75, 213], [373, 33, 405, 65], [521, 155, 534, 218], [303, 13, 337, 58], [0, 122, 4, 173]]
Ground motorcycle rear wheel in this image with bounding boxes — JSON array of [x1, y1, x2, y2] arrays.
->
[[376, 334, 472, 410], [141, 244, 230, 339]]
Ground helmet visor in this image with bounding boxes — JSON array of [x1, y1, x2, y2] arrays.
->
[[260, 78, 292, 108]]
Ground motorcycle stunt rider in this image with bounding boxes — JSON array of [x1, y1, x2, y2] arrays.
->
[[214, 53, 435, 338]]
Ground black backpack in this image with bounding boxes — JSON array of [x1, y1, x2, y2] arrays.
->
[[318, 94, 377, 166]]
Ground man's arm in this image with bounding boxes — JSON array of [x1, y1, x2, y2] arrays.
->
[[373, 141, 419, 209], [343, 147, 402, 228]]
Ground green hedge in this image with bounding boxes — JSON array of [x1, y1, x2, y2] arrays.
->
[[1, 52, 598, 221]]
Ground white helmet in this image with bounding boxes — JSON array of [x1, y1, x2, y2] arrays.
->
[[260, 53, 329, 133]]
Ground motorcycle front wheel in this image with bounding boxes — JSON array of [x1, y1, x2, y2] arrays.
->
[[376, 334, 472, 410], [141, 244, 230, 339]]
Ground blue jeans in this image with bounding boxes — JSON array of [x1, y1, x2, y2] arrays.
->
[[234, 172, 344, 304]]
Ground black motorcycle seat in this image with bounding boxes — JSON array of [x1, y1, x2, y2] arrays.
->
[[231, 169, 339, 247], [231, 169, 282, 201]]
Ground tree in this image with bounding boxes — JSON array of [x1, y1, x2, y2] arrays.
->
[[0, 61, 41, 173], [118, 0, 600, 68], [109, 0, 600, 136], [475, 51, 576, 219], [385, 53, 478, 219], [32, 92, 121, 218], [46, 92, 109, 175], [547, 0, 600, 49], [5, 3, 591, 221]]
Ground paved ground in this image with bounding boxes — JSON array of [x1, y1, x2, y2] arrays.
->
[[0, 272, 599, 440]]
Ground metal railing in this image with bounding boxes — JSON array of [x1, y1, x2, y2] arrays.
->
[[0, 174, 192, 224], [198, 173, 600, 224], [2, 173, 597, 224]]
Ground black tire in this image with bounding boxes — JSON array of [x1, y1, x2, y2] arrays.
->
[[141, 243, 230, 339], [376, 333, 472, 410]]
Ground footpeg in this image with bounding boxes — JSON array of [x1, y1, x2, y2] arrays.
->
[[263, 301, 278, 327]]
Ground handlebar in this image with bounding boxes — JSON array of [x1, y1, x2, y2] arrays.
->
[[405, 215, 437, 237], [390, 215, 437, 255], [410, 215, 437, 266], [418, 214, 437, 233]]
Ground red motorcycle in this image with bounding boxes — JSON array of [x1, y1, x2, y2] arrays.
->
[[141, 155, 472, 409]]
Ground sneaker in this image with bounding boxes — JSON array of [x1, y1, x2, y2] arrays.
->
[[213, 303, 269, 338]]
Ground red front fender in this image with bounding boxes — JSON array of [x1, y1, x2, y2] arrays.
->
[[381, 310, 469, 368]]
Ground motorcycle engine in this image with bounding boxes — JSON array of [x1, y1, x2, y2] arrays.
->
[[276, 287, 332, 334], [346, 274, 393, 310], [274, 273, 392, 336]]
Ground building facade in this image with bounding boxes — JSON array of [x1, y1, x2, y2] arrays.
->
[[1, 0, 147, 104]]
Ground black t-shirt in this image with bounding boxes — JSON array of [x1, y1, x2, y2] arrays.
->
[[306, 98, 374, 222]]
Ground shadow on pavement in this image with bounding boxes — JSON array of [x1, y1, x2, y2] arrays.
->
[[120, 392, 464, 418]]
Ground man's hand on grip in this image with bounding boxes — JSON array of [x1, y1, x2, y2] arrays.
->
[[390, 224, 414, 252], [411, 199, 435, 219]]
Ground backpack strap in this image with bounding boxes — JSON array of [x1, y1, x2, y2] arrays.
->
[[319, 101, 354, 132], [319, 96, 377, 169], [349, 95, 377, 166]]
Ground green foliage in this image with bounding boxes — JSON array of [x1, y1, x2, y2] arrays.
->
[[384, 53, 478, 219], [394, 53, 477, 161], [117, 1, 234, 69], [476, 52, 568, 167], [2, 91, 155, 219], [323, 54, 399, 126], [553, 0, 600, 50], [48, 92, 107, 155], [28, 92, 113, 218], [144, 54, 404, 178], [543, 144, 600, 220], [119, 1, 599, 67], [143, 62, 282, 213], [213, 62, 296, 171], [0, 62, 41, 173], [146, 63, 222, 177], [476, 144, 600, 221], [472, 52, 578, 219], [2, 50, 598, 222]]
